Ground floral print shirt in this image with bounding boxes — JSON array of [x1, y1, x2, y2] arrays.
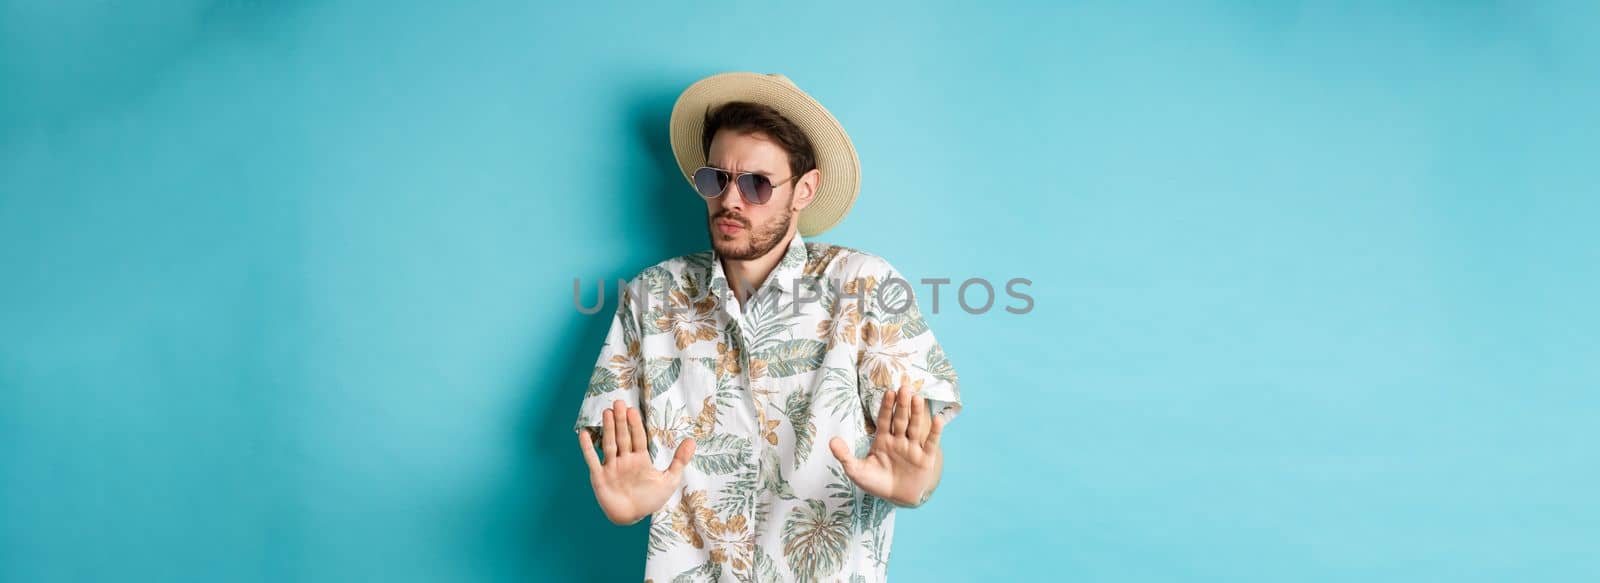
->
[[574, 233, 962, 582]]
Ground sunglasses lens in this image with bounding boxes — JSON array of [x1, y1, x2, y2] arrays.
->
[[738, 174, 773, 204], [693, 167, 728, 199]]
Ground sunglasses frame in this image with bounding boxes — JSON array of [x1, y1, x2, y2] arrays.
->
[[692, 165, 799, 205]]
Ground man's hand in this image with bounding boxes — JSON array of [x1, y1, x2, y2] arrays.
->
[[577, 399, 696, 525], [828, 386, 946, 508]]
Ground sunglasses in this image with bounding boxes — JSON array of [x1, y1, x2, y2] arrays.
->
[[692, 166, 797, 205]]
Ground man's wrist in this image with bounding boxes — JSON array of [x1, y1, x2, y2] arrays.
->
[[609, 510, 647, 526], [891, 485, 935, 508]]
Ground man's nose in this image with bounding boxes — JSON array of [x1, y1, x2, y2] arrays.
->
[[717, 177, 746, 213]]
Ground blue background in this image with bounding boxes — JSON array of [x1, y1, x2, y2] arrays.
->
[[3, 1, 1597, 581]]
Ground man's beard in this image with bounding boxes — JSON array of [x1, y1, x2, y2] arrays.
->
[[709, 206, 793, 261]]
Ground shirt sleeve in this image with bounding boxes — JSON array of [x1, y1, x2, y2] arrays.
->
[[854, 257, 963, 430], [573, 276, 647, 441]]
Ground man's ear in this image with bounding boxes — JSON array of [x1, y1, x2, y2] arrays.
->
[[792, 168, 822, 212]]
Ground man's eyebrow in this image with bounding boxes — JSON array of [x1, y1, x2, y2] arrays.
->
[[706, 162, 777, 176]]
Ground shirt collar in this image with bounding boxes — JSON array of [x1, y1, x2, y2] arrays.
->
[[709, 232, 810, 304]]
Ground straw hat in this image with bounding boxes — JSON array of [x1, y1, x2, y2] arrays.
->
[[668, 72, 860, 237]]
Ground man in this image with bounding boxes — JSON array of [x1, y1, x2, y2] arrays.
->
[[574, 72, 962, 582]]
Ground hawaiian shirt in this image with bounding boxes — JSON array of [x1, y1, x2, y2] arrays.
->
[[574, 233, 963, 582]]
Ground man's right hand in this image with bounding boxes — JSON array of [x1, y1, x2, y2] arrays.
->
[[577, 399, 696, 525]]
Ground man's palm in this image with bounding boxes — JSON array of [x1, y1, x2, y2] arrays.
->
[[578, 400, 696, 525], [828, 386, 946, 507]]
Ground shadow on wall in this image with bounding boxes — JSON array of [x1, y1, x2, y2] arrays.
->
[[469, 81, 708, 582]]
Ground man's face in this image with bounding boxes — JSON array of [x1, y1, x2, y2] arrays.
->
[[702, 130, 817, 261]]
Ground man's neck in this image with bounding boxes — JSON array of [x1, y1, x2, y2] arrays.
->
[[720, 232, 796, 308]]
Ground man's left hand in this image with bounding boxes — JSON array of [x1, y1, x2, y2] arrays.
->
[[828, 385, 946, 507]]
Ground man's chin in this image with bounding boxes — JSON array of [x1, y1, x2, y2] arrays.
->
[[710, 237, 744, 256]]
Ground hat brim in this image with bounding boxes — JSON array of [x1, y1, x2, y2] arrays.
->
[[669, 72, 860, 237]]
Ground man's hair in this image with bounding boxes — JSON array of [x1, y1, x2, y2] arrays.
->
[[701, 101, 817, 179]]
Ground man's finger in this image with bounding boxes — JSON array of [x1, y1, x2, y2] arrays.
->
[[665, 437, 696, 478], [601, 408, 618, 459], [891, 384, 913, 436], [875, 389, 896, 435], [907, 395, 930, 444], [925, 412, 946, 450], [627, 406, 648, 454], [577, 429, 602, 472], [612, 400, 632, 454]]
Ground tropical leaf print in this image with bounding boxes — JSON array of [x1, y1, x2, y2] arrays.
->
[[640, 304, 665, 335], [644, 356, 682, 400], [785, 390, 816, 467], [705, 512, 755, 573], [681, 268, 708, 301], [813, 278, 838, 316], [759, 446, 797, 502], [715, 465, 758, 517], [669, 560, 722, 583], [669, 490, 714, 549], [647, 513, 683, 559], [618, 286, 641, 345], [690, 395, 718, 440], [641, 265, 675, 304], [713, 368, 743, 412], [816, 303, 861, 349], [647, 398, 692, 451], [841, 274, 880, 309], [890, 310, 929, 338], [858, 322, 909, 389], [782, 499, 851, 583], [854, 493, 893, 535], [859, 497, 894, 569], [895, 371, 925, 399], [745, 357, 769, 381], [775, 239, 807, 271], [802, 243, 846, 278], [682, 250, 714, 274], [758, 415, 781, 446], [714, 341, 741, 376], [752, 339, 826, 378], [873, 275, 912, 317], [586, 366, 617, 397], [656, 289, 720, 350], [825, 464, 856, 503], [751, 548, 784, 583], [922, 344, 958, 383], [817, 366, 858, 422], [610, 340, 644, 391], [721, 317, 742, 346], [742, 289, 798, 353], [690, 433, 751, 475]]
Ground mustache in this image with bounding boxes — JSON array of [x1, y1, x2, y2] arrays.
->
[[712, 212, 749, 227]]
